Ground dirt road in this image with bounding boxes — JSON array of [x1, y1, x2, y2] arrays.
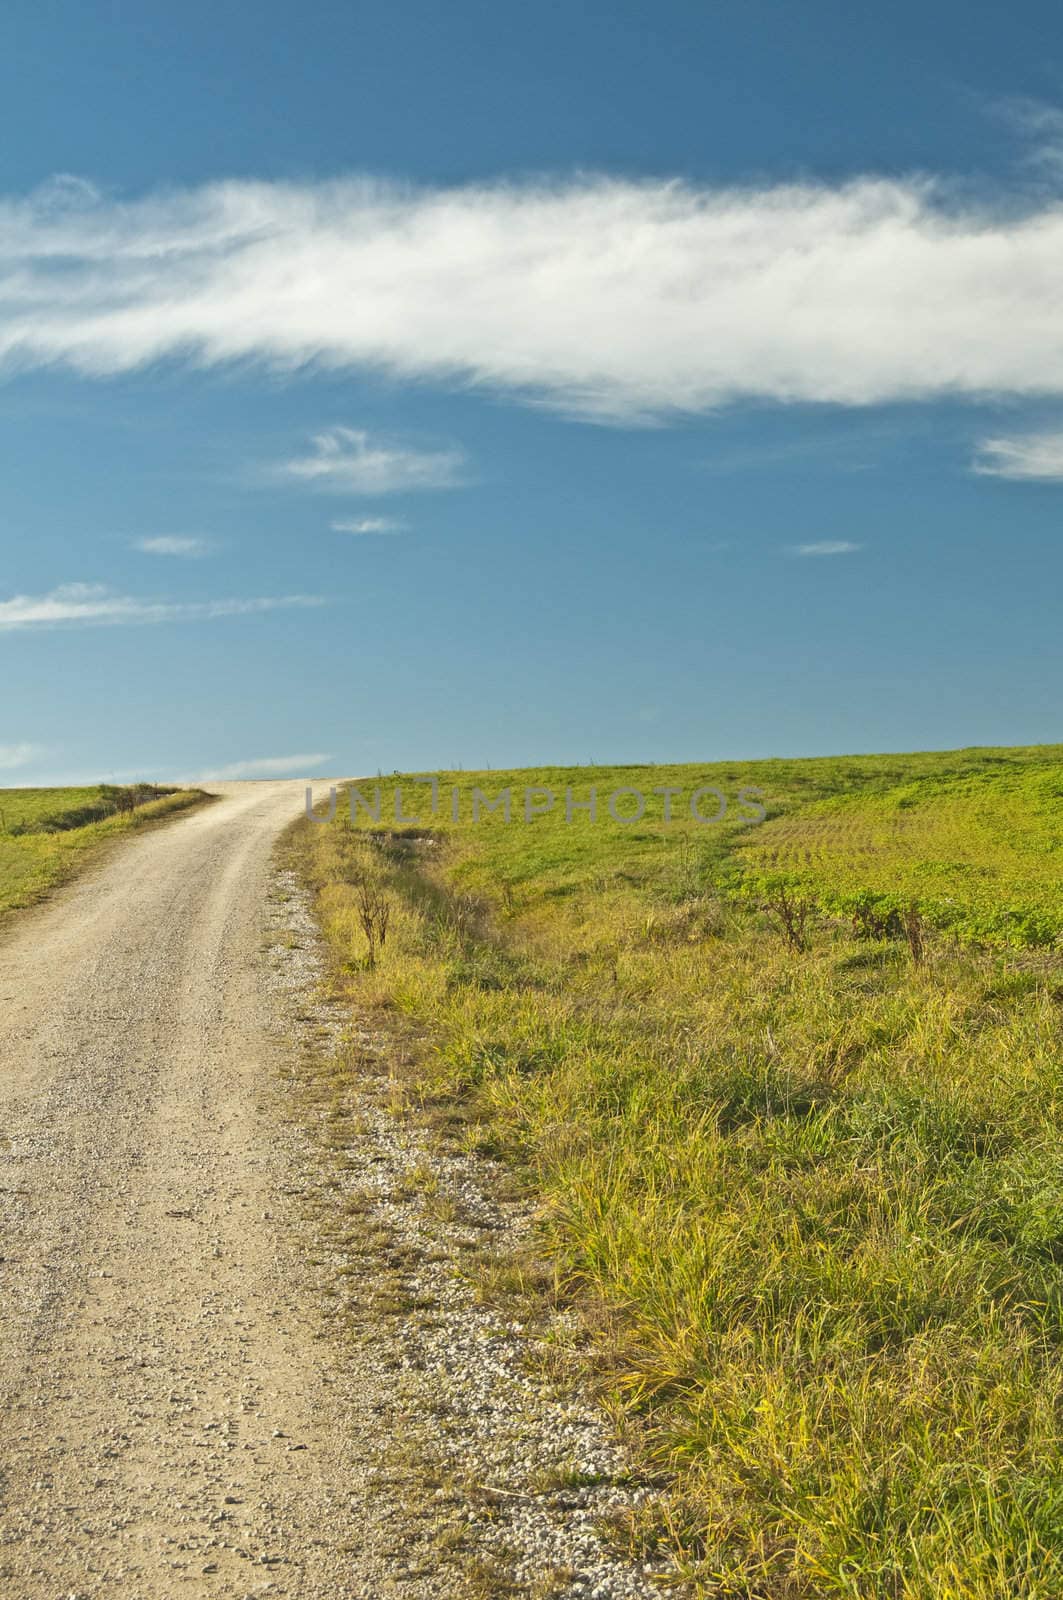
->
[[0, 782, 670, 1600], [0, 781, 363, 1598]]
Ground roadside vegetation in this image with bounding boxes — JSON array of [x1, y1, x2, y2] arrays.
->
[[0, 783, 211, 916], [292, 745, 1063, 1598]]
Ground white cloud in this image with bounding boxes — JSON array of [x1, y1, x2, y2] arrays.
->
[[331, 516, 406, 534], [133, 535, 210, 556], [30, 173, 102, 212], [0, 582, 323, 631], [189, 753, 333, 780], [972, 429, 1063, 480], [792, 541, 862, 556], [998, 99, 1063, 181], [281, 427, 465, 493], [0, 741, 44, 769], [6, 172, 1063, 421]]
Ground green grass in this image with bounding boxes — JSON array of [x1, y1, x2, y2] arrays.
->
[[292, 746, 1063, 1597], [741, 761, 1063, 949], [0, 783, 211, 915]]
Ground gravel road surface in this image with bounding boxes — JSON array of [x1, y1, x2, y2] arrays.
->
[[0, 781, 363, 1598]]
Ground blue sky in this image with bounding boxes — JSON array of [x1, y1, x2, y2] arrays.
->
[[2, 0, 1061, 783]]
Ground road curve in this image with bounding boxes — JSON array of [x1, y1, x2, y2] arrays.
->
[[0, 781, 364, 1598]]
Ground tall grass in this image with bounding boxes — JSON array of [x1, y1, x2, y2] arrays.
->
[[293, 752, 1063, 1597]]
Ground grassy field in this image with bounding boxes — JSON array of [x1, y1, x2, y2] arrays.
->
[[292, 745, 1063, 1598], [0, 784, 210, 916], [741, 761, 1063, 951]]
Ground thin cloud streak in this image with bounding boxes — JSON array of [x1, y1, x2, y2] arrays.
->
[[331, 516, 406, 534], [0, 741, 45, 769], [133, 535, 210, 556], [0, 582, 324, 632], [973, 429, 1063, 480], [280, 427, 465, 493], [7, 173, 1063, 421], [792, 541, 862, 556], [188, 753, 334, 780], [997, 98, 1063, 180]]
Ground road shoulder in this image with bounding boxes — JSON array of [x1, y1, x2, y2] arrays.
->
[[263, 863, 678, 1597]]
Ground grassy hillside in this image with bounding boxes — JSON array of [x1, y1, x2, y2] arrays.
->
[[742, 761, 1063, 950], [292, 746, 1063, 1598], [0, 784, 211, 916]]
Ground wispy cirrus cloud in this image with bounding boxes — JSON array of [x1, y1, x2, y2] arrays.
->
[[792, 541, 862, 556], [279, 427, 465, 494], [972, 429, 1063, 480], [0, 582, 323, 632], [189, 753, 334, 780], [8, 171, 1063, 422], [133, 535, 210, 557], [331, 516, 406, 534], [0, 740, 45, 769], [997, 98, 1063, 181]]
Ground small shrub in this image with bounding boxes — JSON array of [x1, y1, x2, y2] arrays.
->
[[902, 902, 927, 964], [355, 876, 392, 968], [765, 881, 815, 952]]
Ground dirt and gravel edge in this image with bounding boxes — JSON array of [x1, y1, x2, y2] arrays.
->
[[264, 858, 685, 1598]]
